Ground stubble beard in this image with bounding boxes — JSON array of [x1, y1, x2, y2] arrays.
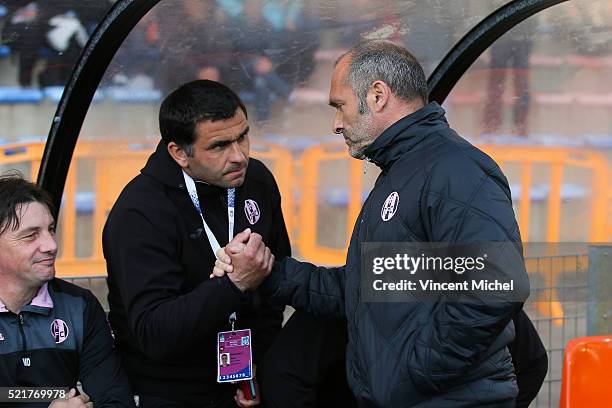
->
[[345, 112, 377, 160]]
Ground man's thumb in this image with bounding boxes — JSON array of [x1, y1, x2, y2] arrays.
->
[[231, 228, 251, 244], [227, 243, 247, 254]]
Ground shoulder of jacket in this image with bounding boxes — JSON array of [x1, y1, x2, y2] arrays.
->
[[244, 158, 280, 194], [246, 158, 274, 181], [49, 279, 92, 308], [111, 173, 178, 216]]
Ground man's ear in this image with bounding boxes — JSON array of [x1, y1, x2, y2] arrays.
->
[[367, 80, 390, 113], [167, 142, 189, 169]]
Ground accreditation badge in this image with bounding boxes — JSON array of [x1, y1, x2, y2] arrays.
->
[[217, 329, 253, 383]]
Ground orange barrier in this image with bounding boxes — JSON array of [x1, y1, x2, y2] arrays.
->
[[609, 188, 612, 239], [52, 141, 152, 277], [480, 146, 609, 325], [560, 335, 612, 407], [248, 141, 295, 243], [0, 140, 293, 277], [1, 141, 609, 289], [298, 142, 363, 265], [298, 143, 610, 263], [0, 142, 45, 178], [479, 145, 610, 242], [296, 143, 610, 324]]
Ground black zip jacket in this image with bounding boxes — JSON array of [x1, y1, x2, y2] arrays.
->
[[103, 142, 290, 405], [260, 103, 531, 407], [0, 278, 133, 407]]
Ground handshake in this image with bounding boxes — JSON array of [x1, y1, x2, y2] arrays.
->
[[210, 228, 275, 292]]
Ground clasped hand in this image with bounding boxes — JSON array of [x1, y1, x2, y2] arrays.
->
[[210, 228, 274, 292]]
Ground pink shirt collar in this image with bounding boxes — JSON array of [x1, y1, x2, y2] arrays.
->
[[0, 283, 54, 312]]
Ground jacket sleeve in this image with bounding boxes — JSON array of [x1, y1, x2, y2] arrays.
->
[[79, 291, 134, 407], [408, 161, 530, 394], [104, 206, 250, 360], [509, 310, 548, 408], [248, 179, 292, 362], [259, 257, 347, 319]]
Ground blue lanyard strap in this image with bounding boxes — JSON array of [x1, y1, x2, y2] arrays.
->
[[182, 170, 235, 258]]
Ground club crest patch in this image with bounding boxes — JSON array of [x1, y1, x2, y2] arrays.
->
[[244, 199, 261, 225], [50, 319, 69, 344], [381, 192, 399, 221]]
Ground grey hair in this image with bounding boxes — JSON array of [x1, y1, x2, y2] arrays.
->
[[338, 40, 428, 114]]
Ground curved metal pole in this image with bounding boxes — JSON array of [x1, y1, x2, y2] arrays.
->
[[428, 0, 568, 104], [37, 0, 161, 217]]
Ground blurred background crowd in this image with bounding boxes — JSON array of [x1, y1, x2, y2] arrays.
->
[[0, 0, 610, 138]]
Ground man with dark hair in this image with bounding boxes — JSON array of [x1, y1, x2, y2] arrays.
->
[[103, 79, 287, 407], [215, 40, 545, 407], [0, 173, 133, 408]]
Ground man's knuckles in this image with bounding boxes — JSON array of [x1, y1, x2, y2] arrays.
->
[[246, 233, 263, 249]]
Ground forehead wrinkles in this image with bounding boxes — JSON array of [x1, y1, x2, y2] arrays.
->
[[196, 115, 248, 141]]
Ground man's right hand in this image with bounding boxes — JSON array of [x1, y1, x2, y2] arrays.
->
[[212, 228, 274, 292], [48, 388, 92, 408]]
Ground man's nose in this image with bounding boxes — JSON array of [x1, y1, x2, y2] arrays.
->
[[333, 112, 344, 134], [40, 232, 58, 255], [228, 141, 247, 163]]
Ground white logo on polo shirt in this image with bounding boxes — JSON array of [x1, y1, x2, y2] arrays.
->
[[51, 319, 69, 344]]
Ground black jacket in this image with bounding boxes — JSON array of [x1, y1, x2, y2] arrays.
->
[[510, 310, 548, 407], [261, 103, 530, 407], [103, 142, 290, 405], [0, 279, 133, 407]]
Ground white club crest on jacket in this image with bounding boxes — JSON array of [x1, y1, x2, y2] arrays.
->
[[50, 319, 69, 344], [244, 199, 261, 225], [381, 192, 399, 221]]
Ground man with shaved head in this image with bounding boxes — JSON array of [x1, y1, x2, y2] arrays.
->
[[215, 41, 546, 407]]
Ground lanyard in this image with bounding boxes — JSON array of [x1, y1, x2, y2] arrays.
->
[[182, 170, 235, 258]]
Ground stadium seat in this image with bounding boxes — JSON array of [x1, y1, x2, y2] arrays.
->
[[321, 187, 369, 207], [261, 134, 328, 153], [0, 45, 10, 58], [509, 183, 588, 202], [105, 86, 161, 103], [43, 86, 106, 103], [0, 87, 43, 104], [584, 133, 612, 149], [560, 335, 612, 407]]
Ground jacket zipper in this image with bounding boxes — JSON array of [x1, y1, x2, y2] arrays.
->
[[354, 171, 385, 314], [351, 191, 376, 385], [356, 192, 376, 302], [17, 313, 28, 354]]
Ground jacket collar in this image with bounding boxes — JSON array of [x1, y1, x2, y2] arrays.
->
[[364, 102, 449, 172], [142, 141, 228, 198]]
